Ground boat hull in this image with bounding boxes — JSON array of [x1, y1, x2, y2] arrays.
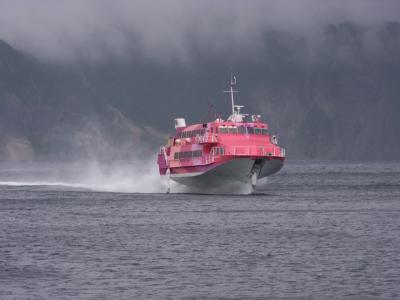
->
[[164, 157, 284, 189]]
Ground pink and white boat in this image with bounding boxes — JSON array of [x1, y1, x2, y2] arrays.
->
[[157, 76, 285, 193]]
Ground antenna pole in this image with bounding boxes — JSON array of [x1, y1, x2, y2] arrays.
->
[[230, 85, 235, 115], [230, 73, 236, 115], [224, 73, 239, 117]]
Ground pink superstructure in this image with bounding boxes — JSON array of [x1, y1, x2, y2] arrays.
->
[[157, 75, 285, 193]]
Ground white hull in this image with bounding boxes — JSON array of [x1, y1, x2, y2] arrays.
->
[[163, 158, 284, 190]]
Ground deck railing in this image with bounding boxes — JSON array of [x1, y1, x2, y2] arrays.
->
[[168, 145, 285, 168]]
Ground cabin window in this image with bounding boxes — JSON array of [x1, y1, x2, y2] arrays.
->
[[228, 127, 238, 134], [247, 127, 254, 134], [254, 128, 261, 135], [261, 128, 268, 135], [219, 127, 228, 134], [238, 126, 246, 134], [179, 129, 206, 137], [213, 147, 225, 156], [175, 150, 202, 160], [193, 150, 202, 157]]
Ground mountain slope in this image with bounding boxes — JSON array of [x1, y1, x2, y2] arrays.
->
[[1, 22, 400, 161]]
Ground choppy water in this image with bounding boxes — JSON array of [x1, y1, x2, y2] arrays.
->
[[1, 161, 400, 299]]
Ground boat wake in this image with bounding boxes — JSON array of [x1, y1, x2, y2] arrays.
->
[[0, 181, 88, 189], [0, 159, 164, 193], [0, 158, 262, 194]]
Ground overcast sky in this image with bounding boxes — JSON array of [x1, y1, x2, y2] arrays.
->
[[0, 0, 399, 63]]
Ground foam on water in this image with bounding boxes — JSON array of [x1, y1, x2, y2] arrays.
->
[[0, 181, 88, 188], [0, 158, 164, 193], [0, 158, 255, 194]]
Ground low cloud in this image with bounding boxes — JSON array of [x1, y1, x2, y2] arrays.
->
[[0, 0, 399, 63]]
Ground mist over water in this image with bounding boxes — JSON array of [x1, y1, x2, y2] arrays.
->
[[0, 158, 255, 194], [76, 159, 163, 193], [0, 158, 164, 194]]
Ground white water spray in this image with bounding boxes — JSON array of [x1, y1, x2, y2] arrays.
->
[[0, 156, 164, 193], [0, 157, 257, 194]]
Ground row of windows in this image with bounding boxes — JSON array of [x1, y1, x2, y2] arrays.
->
[[212, 147, 225, 156], [219, 126, 268, 135], [174, 150, 203, 160], [177, 129, 206, 139]]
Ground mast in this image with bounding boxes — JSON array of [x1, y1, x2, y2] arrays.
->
[[224, 73, 239, 116], [230, 73, 236, 115], [224, 73, 247, 122]]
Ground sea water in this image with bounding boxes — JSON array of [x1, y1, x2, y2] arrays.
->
[[0, 161, 399, 299]]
